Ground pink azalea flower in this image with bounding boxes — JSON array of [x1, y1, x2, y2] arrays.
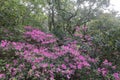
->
[[0, 74, 5, 79], [113, 73, 120, 80]]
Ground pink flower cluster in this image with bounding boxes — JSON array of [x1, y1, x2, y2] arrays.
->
[[24, 26, 57, 44], [113, 73, 120, 80], [0, 74, 5, 79]]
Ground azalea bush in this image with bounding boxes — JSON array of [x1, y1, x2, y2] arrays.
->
[[88, 17, 120, 68], [0, 26, 120, 80]]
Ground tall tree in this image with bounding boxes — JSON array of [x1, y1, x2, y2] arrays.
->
[[45, 0, 110, 38]]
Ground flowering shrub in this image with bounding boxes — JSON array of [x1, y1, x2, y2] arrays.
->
[[0, 26, 120, 80]]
